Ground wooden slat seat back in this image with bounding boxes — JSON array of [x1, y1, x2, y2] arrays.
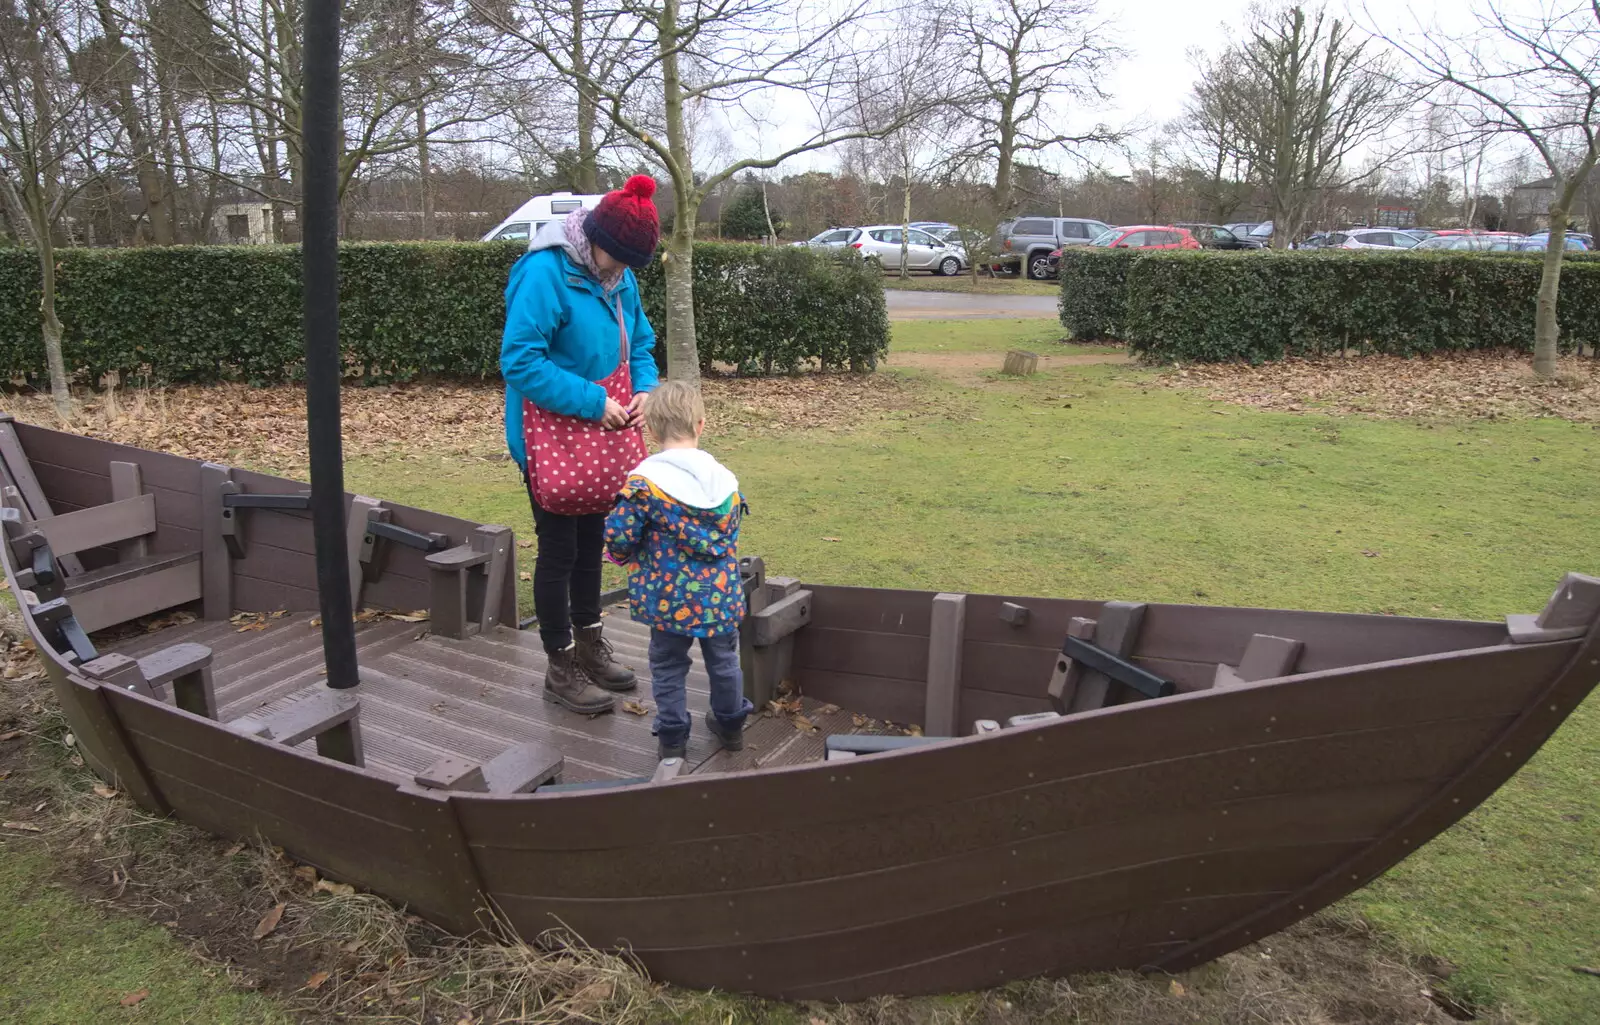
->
[[0, 458, 202, 632]]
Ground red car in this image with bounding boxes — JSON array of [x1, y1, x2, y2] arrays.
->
[[1090, 225, 1202, 250], [1049, 224, 1201, 272]]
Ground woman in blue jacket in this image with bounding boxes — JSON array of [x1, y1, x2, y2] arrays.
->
[[501, 176, 660, 714]]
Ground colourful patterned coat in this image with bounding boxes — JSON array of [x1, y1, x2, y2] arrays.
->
[[603, 475, 746, 637]]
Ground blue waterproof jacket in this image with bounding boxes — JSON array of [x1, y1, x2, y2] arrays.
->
[[501, 220, 659, 469]]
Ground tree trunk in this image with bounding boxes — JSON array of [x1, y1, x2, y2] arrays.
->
[[994, 109, 1015, 213], [571, 0, 599, 192], [899, 177, 911, 279], [418, 103, 433, 238], [30, 209, 71, 420], [657, 0, 699, 380], [1532, 208, 1566, 379]]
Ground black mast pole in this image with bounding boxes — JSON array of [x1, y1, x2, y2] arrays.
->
[[303, 0, 359, 688]]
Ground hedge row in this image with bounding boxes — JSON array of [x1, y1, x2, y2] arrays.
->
[[0, 241, 888, 385], [1057, 248, 1600, 362]]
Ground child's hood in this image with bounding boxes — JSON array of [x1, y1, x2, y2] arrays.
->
[[632, 449, 739, 511]]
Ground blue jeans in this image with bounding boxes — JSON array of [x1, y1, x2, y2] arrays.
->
[[649, 629, 753, 749]]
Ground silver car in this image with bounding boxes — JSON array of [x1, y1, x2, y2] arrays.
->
[[793, 227, 862, 249], [851, 225, 967, 275]]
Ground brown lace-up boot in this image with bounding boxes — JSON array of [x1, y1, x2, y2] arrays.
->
[[574, 622, 637, 692], [542, 643, 615, 714]]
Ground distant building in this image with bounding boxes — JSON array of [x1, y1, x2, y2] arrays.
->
[[1507, 170, 1598, 232], [211, 202, 293, 244]]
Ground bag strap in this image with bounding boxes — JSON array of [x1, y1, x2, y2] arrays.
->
[[614, 296, 629, 364]]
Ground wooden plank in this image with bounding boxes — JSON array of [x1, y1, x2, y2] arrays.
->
[[924, 594, 965, 737], [804, 584, 933, 636], [796, 668, 925, 726], [1047, 617, 1097, 713], [481, 741, 564, 793], [1216, 634, 1305, 688], [751, 589, 813, 647], [792, 627, 928, 681], [1068, 602, 1145, 713], [0, 416, 85, 574], [64, 675, 170, 815], [476, 782, 1422, 950], [30, 494, 156, 558], [69, 558, 202, 633], [473, 526, 513, 631], [347, 496, 384, 611], [108, 462, 149, 559], [415, 755, 489, 792], [199, 463, 234, 619]]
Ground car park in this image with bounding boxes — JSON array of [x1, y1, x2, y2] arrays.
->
[[1174, 222, 1262, 249], [1511, 235, 1590, 251], [992, 216, 1114, 279], [1224, 221, 1260, 238], [850, 225, 967, 275], [1412, 233, 1523, 251]]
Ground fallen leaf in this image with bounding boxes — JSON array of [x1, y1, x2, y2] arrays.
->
[[222, 843, 244, 857], [519, 571, 532, 581], [314, 878, 355, 897], [622, 700, 649, 716], [516, 539, 534, 549], [341, 939, 364, 953], [1361, 549, 1380, 558], [252, 902, 286, 939], [119, 988, 150, 1007], [820, 536, 842, 542], [387, 610, 429, 622], [906, 724, 924, 737], [816, 703, 840, 716], [304, 970, 331, 991], [2, 821, 42, 832], [92, 784, 118, 799], [294, 865, 318, 883], [0, 771, 10, 782], [1169, 979, 1186, 997], [851, 713, 869, 728], [0, 730, 20, 741], [792, 714, 818, 733]]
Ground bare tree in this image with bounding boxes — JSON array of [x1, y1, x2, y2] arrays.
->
[[1381, 0, 1599, 377], [1211, 4, 1392, 247], [0, 0, 116, 419], [477, 0, 921, 379], [942, 0, 1122, 214], [1176, 47, 1258, 223]]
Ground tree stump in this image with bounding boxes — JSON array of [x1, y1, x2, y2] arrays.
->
[[1002, 350, 1038, 376]]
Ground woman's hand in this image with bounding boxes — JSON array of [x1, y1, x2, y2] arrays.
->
[[626, 391, 649, 424], [602, 397, 631, 428]]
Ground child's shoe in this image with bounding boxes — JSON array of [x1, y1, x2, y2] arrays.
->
[[704, 711, 744, 751], [659, 737, 687, 760]]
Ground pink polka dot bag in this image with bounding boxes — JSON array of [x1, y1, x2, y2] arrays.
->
[[521, 301, 649, 516]]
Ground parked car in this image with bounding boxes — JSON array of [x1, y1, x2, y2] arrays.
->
[[1174, 222, 1262, 249], [1526, 230, 1595, 249], [850, 225, 967, 275], [481, 191, 607, 242], [793, 227, 862, 249], [1244, 221, 1275, 245], [1295, 232, 1332, 249], [1088, 225, 1202, 250], [1325, 228, 1421, 250], [991, 216, 1114, 279], [1413, 233, 1523, 252], [1511, 235, 1591, 251], [1224, 221, 1260, 238]]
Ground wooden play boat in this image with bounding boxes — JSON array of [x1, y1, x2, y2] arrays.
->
[[2, 415, 1596, 1000]]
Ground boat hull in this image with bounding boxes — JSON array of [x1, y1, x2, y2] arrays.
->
[[3, 420, 1595, 1000]]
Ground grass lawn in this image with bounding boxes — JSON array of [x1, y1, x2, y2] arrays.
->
[[879, 272, 1058, 296], [0, 842, 294, 1024], [340, 320, 1599, 1022]]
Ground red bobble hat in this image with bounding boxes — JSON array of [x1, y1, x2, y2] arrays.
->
[[583, 175, 660, 268]]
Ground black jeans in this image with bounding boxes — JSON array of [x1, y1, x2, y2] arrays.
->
[[526, 481, 605, 656]]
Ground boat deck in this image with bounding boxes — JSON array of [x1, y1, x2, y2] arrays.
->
[[105, 606, 858, 783]]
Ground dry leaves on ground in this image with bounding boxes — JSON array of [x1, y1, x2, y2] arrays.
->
[[118, 988, 150, 1007], [1163, 350, 1600, 422], [252, 903, 286, 940], [4, 372, 920, 477]]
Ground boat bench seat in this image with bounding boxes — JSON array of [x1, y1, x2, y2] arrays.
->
[[229, 687, 363, 767], [1214, 633, 1305, 688], [537, 758, 684, 793], [415, 741, 565, 794], [79, 643, 217, 719], [0, 455, 201, 633]]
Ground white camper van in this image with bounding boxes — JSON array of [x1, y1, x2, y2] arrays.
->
[[481, 191, 607, 242]]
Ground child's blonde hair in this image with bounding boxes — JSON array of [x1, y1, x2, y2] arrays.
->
[[643, 379, 704, 442]]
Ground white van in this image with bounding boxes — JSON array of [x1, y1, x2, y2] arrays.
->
[[481, 191, 607, 242]]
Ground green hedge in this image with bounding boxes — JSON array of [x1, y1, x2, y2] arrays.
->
[[1058, 248, 1600, 362], [1056, 248, 1140, 341], [0, 241, 888, 385]]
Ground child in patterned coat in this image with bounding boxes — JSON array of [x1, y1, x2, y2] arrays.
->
[[603, 380, 754, 759]]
